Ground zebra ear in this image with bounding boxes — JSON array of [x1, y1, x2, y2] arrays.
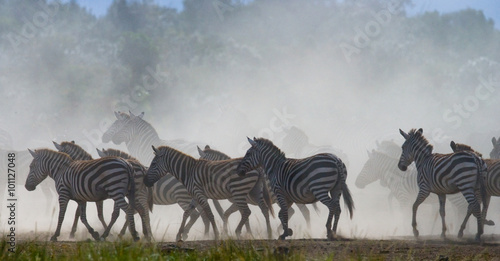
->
[[417, 128, 423, 134], [71, 140, 75, 144], [248, 137, 257, 147], [399, 129, 409, 140], [129, 110, 136, 117], [53, 141, 62, 151], [152, 145, 160, 155], [28, 149, 36, 158], [138, 112, 144, 119], [114, 111, 121, 119], [450, 141, 456, 151], [493, 137, 497, 146], [205, 145, 210, 150], [96, 148, 104, 157], [197, 146, 206, 158]]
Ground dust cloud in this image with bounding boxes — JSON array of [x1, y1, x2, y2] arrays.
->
[[0, 0, 499, 241]]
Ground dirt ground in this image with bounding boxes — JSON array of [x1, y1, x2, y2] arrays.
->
[[157, 235, 500, 260]]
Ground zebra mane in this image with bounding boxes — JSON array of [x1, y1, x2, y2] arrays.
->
[[156, 145, 196, 160], [34, 148, 73, 163], [202, 146, 230, 159], [60, 141, 92, 159], [254, 138, 286, 160], [102, 148, 137, 160], [408, 128, 433, 154]]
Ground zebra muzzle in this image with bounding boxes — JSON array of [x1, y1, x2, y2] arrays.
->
[[25, 184, 36, 191]]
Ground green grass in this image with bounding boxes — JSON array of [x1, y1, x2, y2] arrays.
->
[[0, 239, 312, 261]]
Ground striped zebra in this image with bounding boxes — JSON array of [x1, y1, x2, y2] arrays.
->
[[197, 145, 275, 238], [450, 141, 500, 231], [25, 149, 139, 241], [490, 137, 500, 159], [237, 137, 354, 240], [102, 111, 224, 239], [52, 140, 153, 241], [144, 145, 261, 241], [52, 141, 107, 238], [398, 128, 487, 241]]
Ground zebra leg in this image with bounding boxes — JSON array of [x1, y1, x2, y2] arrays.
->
[[177, 201, 196, 242], [51, 195, 70, 242], [135, 198, 152, 242], [119, 219, 129, 238], [257, 195, 273, 239], [101, 202, 120, 240], [437, 194, 447, 238], [313, 188, 338, 240], [296, 204, 311, 230], [96, 200, 108, 230], [482, 195, 494, 226], [69, 205, 81, 238], [234, 200, 252, 239], [412, 190, 430, 238], [121, 196, 140, 242], [77, 201, 100, 241], [276, 193, 293, 240], [196, 193, 219, 241], [278, 206, 295, 232], [458, 189, 483, 241], [222, 204, 239, 235]]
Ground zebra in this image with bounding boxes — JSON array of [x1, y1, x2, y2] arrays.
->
[[237, 137, 354, 240], [52, 140, 153, 241], [102, 111, 224, 238], [398, 128, 487, 241], [450, 141, 500, 230], [144, 145, 262, 241], [197, 145, 275, 238], [52, 141, 108, 238], [25, 148, 139, 242], [356, 148, 470, 217], [490, 137, 500, 159]]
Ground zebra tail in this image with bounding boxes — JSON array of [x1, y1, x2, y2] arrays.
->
[[261, 173, 275, 218], [147, 186, 154, 212], [475, 156, 488, 207], [339, 161, 354, 219], [127, 162, 136, 215]]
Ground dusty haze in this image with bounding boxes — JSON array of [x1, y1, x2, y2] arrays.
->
[[1, 0, 500, 241]]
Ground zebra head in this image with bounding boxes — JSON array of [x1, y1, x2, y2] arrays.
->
[[25, 149, 71, 191], [398, 128, 426, 171], [356, 149, 399, 189], [237, 137, 264, 176], [490, 137, 500, 159], [53, 140, 92, 160], [144, 146, 168, 187], [102, 111, 144, 145]]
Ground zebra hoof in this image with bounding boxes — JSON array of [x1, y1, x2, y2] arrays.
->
[[457, 230, 464, 238], [133, 236, 140, 242], [287, 228, 293, 236], [485, 220, 495, 226], [278, 235, 287, 240], [413, 229, 419, 238], [69, 233, 76, 239], [50, 236, 58, 242]]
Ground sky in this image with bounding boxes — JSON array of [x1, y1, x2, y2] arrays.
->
[[70, 0, 500, 29]]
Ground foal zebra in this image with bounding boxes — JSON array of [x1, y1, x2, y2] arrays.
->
[[450, 141, 500, 232], [53, 142, 153, 241], [237, 137, 354, 240], [144, 145, 261, 241], [398, 128, 487, 241], [102, 111, 223, 238], [197, 145, 275, 238], [25, 149, 139, 241], [52, 141, 107, 238]]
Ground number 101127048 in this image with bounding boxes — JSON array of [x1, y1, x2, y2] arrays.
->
[[7, 153, 16, 197]]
